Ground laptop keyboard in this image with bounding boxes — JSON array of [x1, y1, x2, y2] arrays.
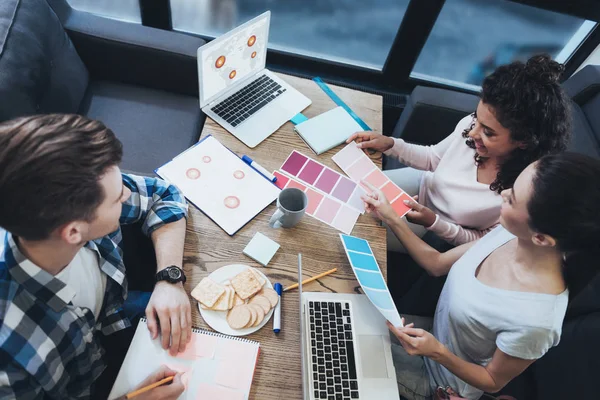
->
[[308, 301, 360, 399], [210, 75, 286, 127]]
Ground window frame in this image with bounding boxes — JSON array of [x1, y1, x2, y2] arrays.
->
[[141, 0, 600, 94]]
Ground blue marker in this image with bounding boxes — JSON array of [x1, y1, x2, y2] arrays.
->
[[273, 283, 282, 333], [242, 155, 277, 183]]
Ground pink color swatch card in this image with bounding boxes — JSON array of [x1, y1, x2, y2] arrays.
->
[[332, 142, 412, 217], [109, 319, 260, 400], [280, 150, 367, 213], [274, 171, 360, 234]]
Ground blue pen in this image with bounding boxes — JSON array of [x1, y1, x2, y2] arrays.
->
[[273, 283, 282, 333], [242, 155, 277, 183]]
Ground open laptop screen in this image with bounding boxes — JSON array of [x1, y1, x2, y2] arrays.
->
[[198, 12, 269, 107]]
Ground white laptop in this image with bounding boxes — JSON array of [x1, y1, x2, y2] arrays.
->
[[298, 255, 400, 400], [197, 11, 311, 148]]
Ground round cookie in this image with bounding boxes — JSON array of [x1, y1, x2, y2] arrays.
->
[[244, 305, 258, 329], [226, 305, 251, 329], [249, 295, 272, 314], [249, 304, 265, 327], [259, 288, 279, 307]]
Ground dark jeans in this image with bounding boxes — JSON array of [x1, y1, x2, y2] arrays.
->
[[388, 232, 453, 317], [92, 291, 151, 400]]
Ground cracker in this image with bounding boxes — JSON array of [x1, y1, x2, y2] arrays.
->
[[233, 293, 244, 307], [249, 268, 266, 287], [231, 268, 262, 300], [210, 286, 232, 311], [226, 285, 235, 310], [249, 295, 272, 314], [226, 305, 251, 329], [259, 288, 279, 308], [191, 278, 226, 308]]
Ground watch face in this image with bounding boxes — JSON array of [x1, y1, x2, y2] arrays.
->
[[168, 268, 182, 280]]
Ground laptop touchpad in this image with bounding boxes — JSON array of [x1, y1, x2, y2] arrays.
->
[[358, 335, 389, 379]]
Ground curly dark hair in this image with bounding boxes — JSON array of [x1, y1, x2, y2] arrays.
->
[[462, 54, 571, 193]]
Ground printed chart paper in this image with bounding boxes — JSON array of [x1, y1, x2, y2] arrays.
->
[[339, 234, 403, 327], [333, 142, 412, 217], [156, 135, 279, 235], [273, 171, 360, 234]]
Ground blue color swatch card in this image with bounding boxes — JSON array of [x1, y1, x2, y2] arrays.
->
[[339, 234, 403, 327]]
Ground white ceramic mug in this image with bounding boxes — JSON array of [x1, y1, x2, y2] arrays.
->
[[269, 188, 308, 228]]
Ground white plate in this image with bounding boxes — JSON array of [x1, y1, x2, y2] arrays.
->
[[198, 264, 274, 336]]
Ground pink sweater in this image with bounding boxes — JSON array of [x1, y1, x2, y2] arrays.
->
[[384, 115, 501, 245]]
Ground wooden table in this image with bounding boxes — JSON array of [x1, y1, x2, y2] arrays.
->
[[183, 73, 385, 399]]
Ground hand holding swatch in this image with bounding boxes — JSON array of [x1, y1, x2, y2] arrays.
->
[[332, 142, 412, 218]]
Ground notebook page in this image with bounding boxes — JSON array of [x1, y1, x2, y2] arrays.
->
[[108, 319, 259, 400]]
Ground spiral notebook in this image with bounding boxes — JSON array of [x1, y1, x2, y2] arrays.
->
[[108, 318, 260, 400]]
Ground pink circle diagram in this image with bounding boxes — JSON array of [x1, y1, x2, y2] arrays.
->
[[224, 196, 240, 209], [202, 156, 212, 163], [233, 170, 245, 179], [186, 168, 201, 180]]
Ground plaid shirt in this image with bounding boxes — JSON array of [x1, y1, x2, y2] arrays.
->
[[0, 174, 187, 399]]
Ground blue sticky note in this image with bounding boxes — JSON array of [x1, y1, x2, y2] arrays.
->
[[290, 113, 309, 125], [341, 235, 372, 254], [348, 251, 379, 272], [363, 288, 395, 310], [354, 269, 387, 290]]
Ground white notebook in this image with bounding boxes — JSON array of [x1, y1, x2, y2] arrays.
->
[[109, 318, 260, 400], [294, 106, 363, 155]]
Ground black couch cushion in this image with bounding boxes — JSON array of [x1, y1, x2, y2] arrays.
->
[[0, 0, 88, 121], [568, 101, 600, 158], [392, 86, 479, 146], [79, 81, 204, 174], [581, 93, 600, 148]]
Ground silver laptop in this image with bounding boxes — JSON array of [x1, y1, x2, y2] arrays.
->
[[298, 254, 400, 400], [197, 11, 311, 148]]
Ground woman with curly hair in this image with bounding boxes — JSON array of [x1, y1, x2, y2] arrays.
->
[[347, 54, 571, 249]]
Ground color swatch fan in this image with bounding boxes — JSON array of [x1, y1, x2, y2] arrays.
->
[[339, 234, 403, 327], [333, 142, 412, 217]]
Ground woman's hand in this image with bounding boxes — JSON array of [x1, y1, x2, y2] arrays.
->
[[346, 131, 395, 153], [404, 196, 437, 228], [387, 320, 445, 359], [361, 181, 399, 225]]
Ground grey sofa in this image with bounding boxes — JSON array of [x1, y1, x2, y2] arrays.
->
[[385, 65, 600, 400], [0, 0, 207, 175]]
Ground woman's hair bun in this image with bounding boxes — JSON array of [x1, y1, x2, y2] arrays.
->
[[524, 54, 564, 84]]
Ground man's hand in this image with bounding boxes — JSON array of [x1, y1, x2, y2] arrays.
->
[[132, 366, 185, 400], [146, 281, 192, 356], [404, 196, 437, 228], [346, 131, 394, 153]]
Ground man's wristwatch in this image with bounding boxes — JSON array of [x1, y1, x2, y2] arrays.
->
[[155, 266, 187, 284]]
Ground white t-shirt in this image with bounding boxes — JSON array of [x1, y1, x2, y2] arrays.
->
[[55, 247, 107, 321], [385, 115, 502, 245], [424, 227, 569, 399]]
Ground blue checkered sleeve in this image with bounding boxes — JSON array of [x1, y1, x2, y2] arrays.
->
[[0, 363, 41, 400], [120, 174, 188, 236]]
